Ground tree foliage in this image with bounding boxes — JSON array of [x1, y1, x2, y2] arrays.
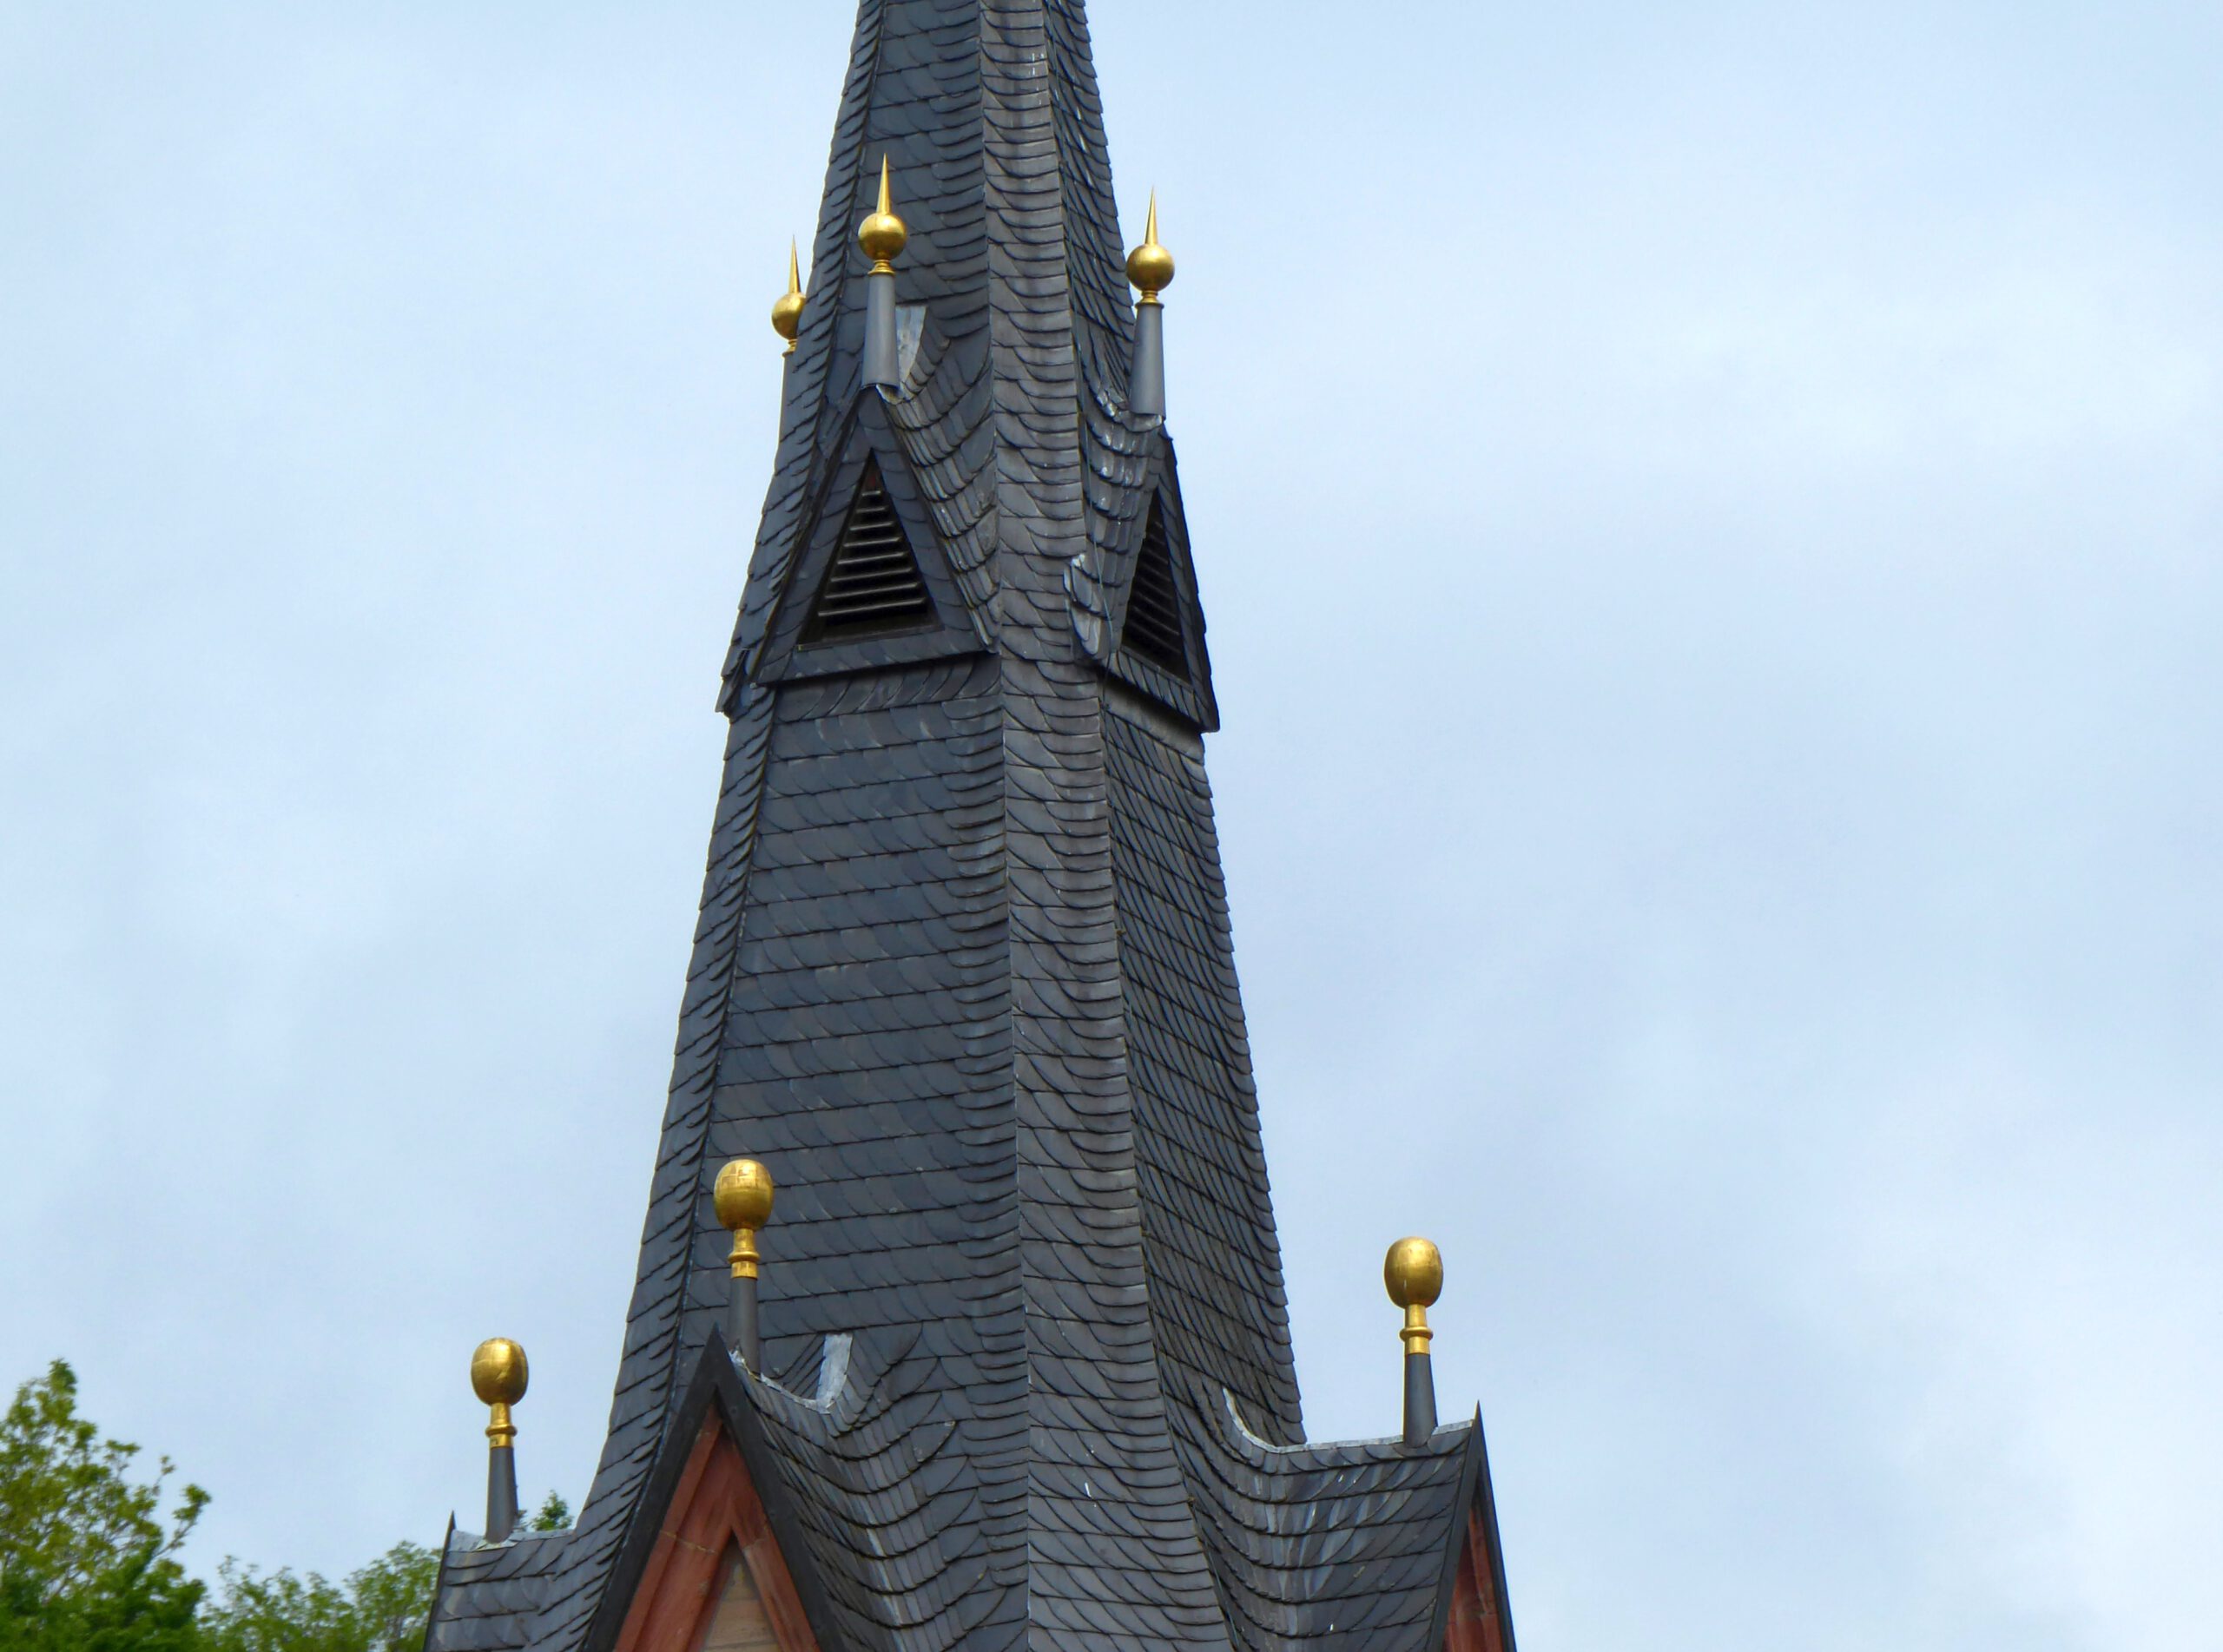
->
[[198, 1545, 438, 1652], [0, 1364, 445, 1652], [0, 1360, 208, 1652]]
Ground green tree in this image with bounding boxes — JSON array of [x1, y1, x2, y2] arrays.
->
[[0, 1360, 210, 1652], [199, 1544, 438, 1652], [0, 1360, 441, 1652]]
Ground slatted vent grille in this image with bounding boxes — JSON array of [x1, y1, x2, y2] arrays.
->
[[804, 463, 933, 642], [1122, 503, 1187, 674]]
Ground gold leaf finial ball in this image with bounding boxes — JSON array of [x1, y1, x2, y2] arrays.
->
[[714, 1157, 775, 1232], [858, 207, 907, 264], [1125, 238, 1174, 297], [471, 1338, 529, 1408], [771, 286, 805, 343], [1383, 1237, 1443, 1311]]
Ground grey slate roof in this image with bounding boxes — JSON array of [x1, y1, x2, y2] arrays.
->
[[425, 3, 1517, 1648], [1176, 1392, 1490, 1652], [427, 1524, 573, 1652]]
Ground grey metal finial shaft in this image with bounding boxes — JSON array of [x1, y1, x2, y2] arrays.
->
[[1129, 301, 1164, 418], [729, 1271, 761, 1374], [485, 1440, 519, 1543], [863, 269, 899, 390], [1403, 1347, 1438, 1447]]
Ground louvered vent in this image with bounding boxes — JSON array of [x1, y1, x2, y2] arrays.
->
[[803, 464, 934, 642], [1121, 503, 1187, 674]]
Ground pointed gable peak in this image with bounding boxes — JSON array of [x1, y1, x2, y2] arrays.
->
[[591, 1348, 834, 1652]]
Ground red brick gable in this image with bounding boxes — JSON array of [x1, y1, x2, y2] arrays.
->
[[610, 1412, 821, 1652], [1445, 1508, 1511, 1652]]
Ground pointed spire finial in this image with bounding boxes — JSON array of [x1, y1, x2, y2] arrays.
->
[[1125, 190, 1174, 418], [858, 155, 908, 273], [1125, 190, 1174, 306], [771, 239, 806, 353], [860, 156, 908, 390]]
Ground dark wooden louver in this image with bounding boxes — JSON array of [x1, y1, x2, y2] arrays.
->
[[803, 463, 933, 642], [1121, 503, 1187, 674]]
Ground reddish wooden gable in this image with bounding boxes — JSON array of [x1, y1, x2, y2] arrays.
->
[[610, 1412, 821, 1652], [1444, 1508, 1509, 1652]]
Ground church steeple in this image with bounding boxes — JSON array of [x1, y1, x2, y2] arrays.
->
[[424, 7, 1519, 1650]]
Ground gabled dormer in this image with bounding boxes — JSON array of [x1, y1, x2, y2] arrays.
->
[[754, 396, 987, 688], [1071, 444, 1220, 730], [585, 1353, 830, 1652]]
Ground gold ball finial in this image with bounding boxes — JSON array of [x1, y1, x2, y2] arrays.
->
[[714, 1157, 775, 1280], [471, 1338, 528, 1447], [1383, 1237, 1443, 1309], [1384, 1237, 1442, 1355], [471, 1337, 529, 1407], [1125, 191, 1174, 305], [858, 156, 907, 271], [714, 1158, 775, 1233], [771, 240, 806, 352]]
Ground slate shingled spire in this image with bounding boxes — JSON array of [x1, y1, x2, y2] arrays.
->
[[424, 5, 1520, 1649]]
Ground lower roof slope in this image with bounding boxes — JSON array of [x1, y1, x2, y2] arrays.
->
[[431, 1342, 1504, 1652]]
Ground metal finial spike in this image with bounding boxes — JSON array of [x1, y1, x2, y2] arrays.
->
[[859, 156, 909, 276], [772, 238, 807, 352], [1125, 193, 1175, 304]]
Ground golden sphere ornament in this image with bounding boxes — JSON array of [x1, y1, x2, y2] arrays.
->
[[858, 157, 907, 268], [1125, 192, 1174, 301], [470, 1337, 529, 1408], [771, 240, 805, 349], [715, 1158, 775, 1234], [1382, 1237, 1443, 1311]]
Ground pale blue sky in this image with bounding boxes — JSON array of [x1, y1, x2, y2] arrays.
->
[[3, 4, 2217, 1649]]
